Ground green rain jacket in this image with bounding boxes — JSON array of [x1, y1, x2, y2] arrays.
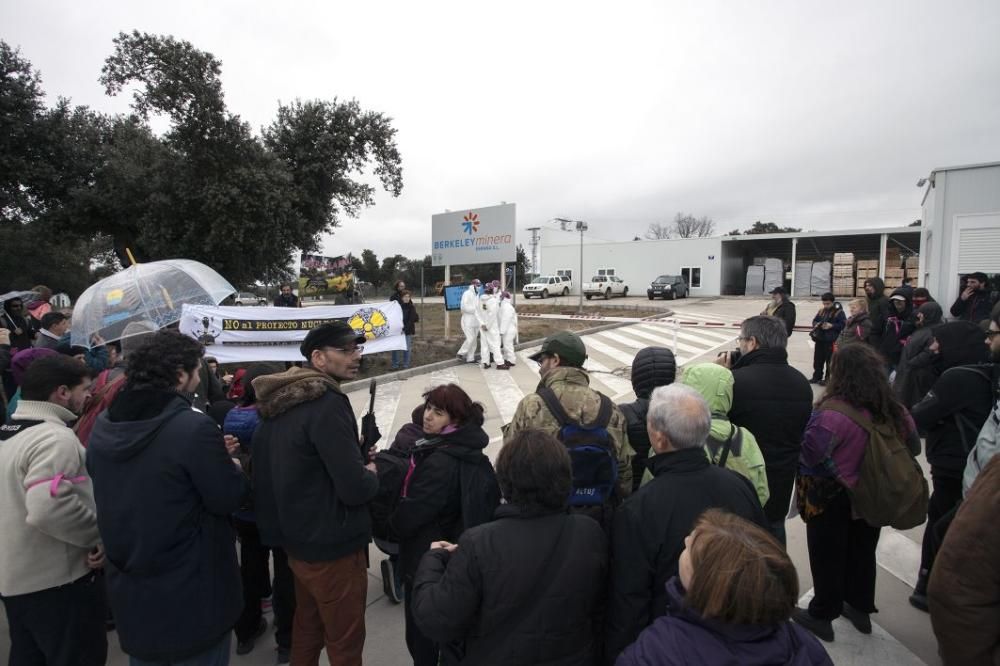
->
[[681, 363, 770, 507]]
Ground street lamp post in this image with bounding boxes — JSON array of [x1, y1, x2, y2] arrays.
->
[[552, 217, 588, 313]]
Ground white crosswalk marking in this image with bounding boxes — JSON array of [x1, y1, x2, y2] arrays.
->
[[480, 365, 525, 425], [876, 529, 921, 589], [583, 357, 634, 400], [426, 367, 460, 388], [634, 321, 738, 345], [587, 334, 648, 367], [600, 328, 703, 359]]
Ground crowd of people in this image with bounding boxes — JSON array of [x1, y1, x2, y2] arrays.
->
[[0, 271, 998, 666]]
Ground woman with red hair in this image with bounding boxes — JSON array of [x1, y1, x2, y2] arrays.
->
[[389, 383, 500, 666]]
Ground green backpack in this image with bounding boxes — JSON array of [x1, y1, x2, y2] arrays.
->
[[824, 401, 929, 530]]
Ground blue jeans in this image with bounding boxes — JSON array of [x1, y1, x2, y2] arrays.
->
[[129, 633, 230, 666], [391, 335, 413, 369]]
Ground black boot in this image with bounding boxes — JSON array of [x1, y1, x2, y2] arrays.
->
[[908, 569, 930, 612]]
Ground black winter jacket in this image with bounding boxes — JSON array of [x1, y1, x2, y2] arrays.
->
[[894, 302, 945, 408], [618, 347, 677, 491], [912, 364, 995, 478], [401, 300, 420, 335], [87, 389, 249, 662], [909, 322, 993, 478], [606, 447, 768, 661], [413, 505, 607, 666], [390, 422, 499, 581], [729, 347, 813, 522], [771, 299, 797, 336], [810, 305, 846, 343], [865, 277, 891, 352], [949, 289, 994, 324], [252, 368, 379, 561]]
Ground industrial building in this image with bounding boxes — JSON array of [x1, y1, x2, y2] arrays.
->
[[538, 161, 1000, 302]]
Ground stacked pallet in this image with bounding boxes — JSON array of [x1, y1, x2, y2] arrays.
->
[[904, 255, 920, 287], [832, 252, 855, 297], [855, 259, 879, 296], [882, 247, 904, 292]]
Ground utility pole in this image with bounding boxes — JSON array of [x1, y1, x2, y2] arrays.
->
[[526, 226, 541, 274], [552, 217, 588, 313]]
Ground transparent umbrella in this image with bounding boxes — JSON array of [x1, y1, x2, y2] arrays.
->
[[70, 259, 236, 348]]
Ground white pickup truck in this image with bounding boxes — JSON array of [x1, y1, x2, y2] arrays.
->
[[522, 275, 572, 299], [583, 275, 630, 299]]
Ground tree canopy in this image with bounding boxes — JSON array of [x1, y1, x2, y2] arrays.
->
[[1, 32, 403, 293], [644, 213, 715, 240], [727, 221, 803, 235]]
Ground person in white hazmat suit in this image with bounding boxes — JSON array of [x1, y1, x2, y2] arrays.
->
[[457, 279, 482, 363], [478, 283, 504, 369], [498, 291, 518, 369]]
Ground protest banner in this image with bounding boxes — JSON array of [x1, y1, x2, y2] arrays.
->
[[179, 302, 406, 362]]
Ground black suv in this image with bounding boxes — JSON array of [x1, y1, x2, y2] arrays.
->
[[647, 275, 688, 300]]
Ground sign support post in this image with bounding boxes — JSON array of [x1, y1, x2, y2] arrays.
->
[[444, 265, 451, 340]]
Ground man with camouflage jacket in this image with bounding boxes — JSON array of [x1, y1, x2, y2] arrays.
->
[[503, 331, 635, 497]]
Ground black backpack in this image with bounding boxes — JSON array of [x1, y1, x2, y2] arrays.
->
[[537, 387, 619, 525], [456, 455, 501, 532], [370, 449, 410, 541]]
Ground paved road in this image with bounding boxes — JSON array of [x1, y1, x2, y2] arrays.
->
[[0, 298, 940, 665]]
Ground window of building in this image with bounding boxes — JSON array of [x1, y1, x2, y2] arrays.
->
[[681, 266, 702, 289]]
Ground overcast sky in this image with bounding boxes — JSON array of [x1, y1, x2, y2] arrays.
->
[[5, 0, 999, 261]]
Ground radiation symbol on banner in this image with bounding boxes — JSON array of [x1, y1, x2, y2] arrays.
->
[[348, 308, 390, 340]]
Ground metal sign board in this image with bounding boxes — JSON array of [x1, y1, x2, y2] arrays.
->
[[431, 203, 516, 266]]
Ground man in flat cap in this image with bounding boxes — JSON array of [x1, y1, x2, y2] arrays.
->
[[251, 322, 379, 666]]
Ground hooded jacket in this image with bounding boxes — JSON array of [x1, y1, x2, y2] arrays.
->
[[864, 278, 891, 352], [412, 505, 607, 666], [729, 347, 813, 522], [460, 285, 480, 319], [498, 298, 518, 337], [893, 301, 945, 408], [390, 421, 500, 580], [881, 288, 914, 366], [616, 578, 833, 666], [618, 347, 677, 491], [506, 365, 635, 496], [251, 367, 379, 561], [87, 387, 249, 662], [910, 321, 993, 478], [606, 448, 768, 660], [681, 363, 769, 507]]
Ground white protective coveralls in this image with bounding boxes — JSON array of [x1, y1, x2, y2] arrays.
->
[[457, 283, 481, 362], [477, 290, 503, 367], [498, 295, 519, 365]]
